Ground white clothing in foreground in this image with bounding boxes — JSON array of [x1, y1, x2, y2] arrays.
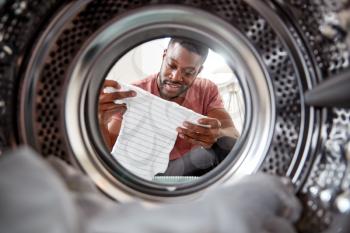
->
[[105, 84, 206, 180], [0, 146, 302, 233]]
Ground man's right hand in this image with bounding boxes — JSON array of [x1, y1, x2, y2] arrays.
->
[[98, 80, 136, 149]]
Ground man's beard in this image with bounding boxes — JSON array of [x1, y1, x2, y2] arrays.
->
[[158, 76, 189, 100]]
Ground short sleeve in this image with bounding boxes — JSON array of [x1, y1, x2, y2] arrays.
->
[[206, 80, 225, 113]]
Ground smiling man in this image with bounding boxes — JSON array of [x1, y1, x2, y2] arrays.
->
[[99, 37, 240, 176]]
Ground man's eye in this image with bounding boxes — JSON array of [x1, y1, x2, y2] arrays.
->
[[167, 63, 176, 69], [184, 72, 195, 77]]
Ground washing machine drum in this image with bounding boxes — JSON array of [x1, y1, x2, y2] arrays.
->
[[1, 1, 350, 232]]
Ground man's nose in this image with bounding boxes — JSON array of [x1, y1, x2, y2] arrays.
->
[[170, 69, 182, 82]]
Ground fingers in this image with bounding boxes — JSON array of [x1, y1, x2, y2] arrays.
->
[[100, 80, 136, 104], [98, 105, 126, 124], [198, 117, 221, 128], [99, 90, 136, 104], [99, 103, 126, 112], [176, 128, 217, 148], [103, 79, 121, 89], [177, 132, 212, 148], [176, 118, 221, 148], [178, 118, 221, 137], [177, 127, 211, 142], [98, 80, 134, 133], [182, 122, 212, 135]]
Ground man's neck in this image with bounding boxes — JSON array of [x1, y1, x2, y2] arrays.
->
[[158, 89, 186, 105]]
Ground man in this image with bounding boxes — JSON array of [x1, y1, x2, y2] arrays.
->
[[99, 37, 240, 175]]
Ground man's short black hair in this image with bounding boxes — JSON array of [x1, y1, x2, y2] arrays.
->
[[168, 37, 209, 62]]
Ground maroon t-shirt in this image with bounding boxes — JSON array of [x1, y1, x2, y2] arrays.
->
[[132, 73, 224, 160]]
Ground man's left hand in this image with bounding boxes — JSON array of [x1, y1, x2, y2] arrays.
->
[[176, 117, 221, 149]]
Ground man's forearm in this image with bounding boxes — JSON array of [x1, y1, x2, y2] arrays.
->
[[219, 126, 240, 139], [99, 121, 114, 150], [106, 119, 122, 150]]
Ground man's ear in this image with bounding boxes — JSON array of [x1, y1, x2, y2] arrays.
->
[[197, 65, 203, 75], [162, 49, 167, 59]]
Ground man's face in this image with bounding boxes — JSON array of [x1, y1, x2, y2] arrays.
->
[[157, 43, 204, 100]]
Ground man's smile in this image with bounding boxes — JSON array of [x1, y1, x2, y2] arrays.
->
[[163, 81, 182, 92]]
